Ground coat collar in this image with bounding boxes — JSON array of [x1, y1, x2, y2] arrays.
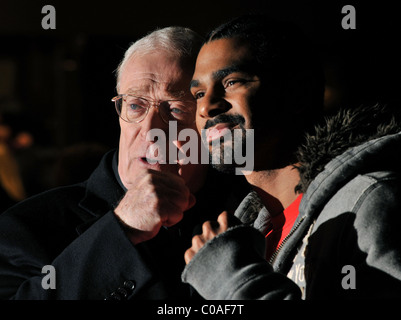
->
[[78, 149, 125, 218]]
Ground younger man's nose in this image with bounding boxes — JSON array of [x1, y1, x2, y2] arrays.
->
[[198, 93, 231, 119]]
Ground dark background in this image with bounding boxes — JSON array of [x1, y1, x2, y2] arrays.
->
[[0, 0, 400, 196]]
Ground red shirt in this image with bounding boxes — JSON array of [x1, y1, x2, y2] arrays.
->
[[264, 194, 303, 260]]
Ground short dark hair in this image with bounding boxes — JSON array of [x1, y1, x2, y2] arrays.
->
[[206, 14, 325, 143]]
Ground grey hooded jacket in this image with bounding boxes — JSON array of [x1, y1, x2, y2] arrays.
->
[[182, 104, 401, 299]]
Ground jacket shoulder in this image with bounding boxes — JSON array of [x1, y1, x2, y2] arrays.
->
[[4, 182, 87, 213]]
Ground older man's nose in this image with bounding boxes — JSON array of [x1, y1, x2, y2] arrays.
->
[[139, 107, 168, 138]]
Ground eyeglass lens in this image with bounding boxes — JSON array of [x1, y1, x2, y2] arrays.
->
[[115, 95, 194, 124]]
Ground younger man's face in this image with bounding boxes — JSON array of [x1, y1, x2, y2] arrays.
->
[[190, 37, 287, 172]]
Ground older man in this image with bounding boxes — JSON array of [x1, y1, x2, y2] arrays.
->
[[0, 27, 246, 300]]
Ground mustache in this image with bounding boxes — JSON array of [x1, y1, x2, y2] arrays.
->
[[204, 114, 246, 130]]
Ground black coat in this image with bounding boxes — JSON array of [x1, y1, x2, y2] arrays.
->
[[0, 150, 247, 300]]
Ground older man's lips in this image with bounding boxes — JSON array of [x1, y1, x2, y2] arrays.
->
[[140, 157, 157, 164], [138, 156, 162, 167], [137, 156, 180, 174], [206, 124, 232, 143]]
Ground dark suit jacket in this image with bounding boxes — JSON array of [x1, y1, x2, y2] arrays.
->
[[0, 150, 247, 300]]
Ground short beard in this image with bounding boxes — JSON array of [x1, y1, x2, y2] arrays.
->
[[209, 139, 237, 174], [204, 114, 247, 174]]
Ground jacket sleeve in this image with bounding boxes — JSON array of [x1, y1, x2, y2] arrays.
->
[[0, 210, 155, 300], [352, 176, 401, 297], [181, 225, 301, 300]]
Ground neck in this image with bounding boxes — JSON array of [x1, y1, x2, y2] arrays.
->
[[245, 164, 300, 216]]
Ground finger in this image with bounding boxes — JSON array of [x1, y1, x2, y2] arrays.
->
[[152, 186, 192, 215], [217, 211, 230, 231], [158, 192, 195, 228], [145, 167, 195, 213], [171, 139, 188, 167], [184, 248, 195, 264], [192, 233, 206, 247], [177, 165, 182, 177], [148, 169, 191, 199], [143, 170, 190, 204], [147, 168, 185, 187], [162, 211, 184, 227], [201, 221, 220, 239], [217, 210, 242, 229]]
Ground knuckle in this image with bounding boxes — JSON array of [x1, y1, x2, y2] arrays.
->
[[184, 249, 194, 263], [192, 235, 205, 248], [201, 221, 213, 233], [202, 220, 219, 236], [217, 212, 229, 228], [163, 211, 184, 227]]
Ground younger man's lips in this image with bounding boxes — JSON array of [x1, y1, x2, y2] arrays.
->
[[206, 123, 238, 142], [205, 123, 233, 143]]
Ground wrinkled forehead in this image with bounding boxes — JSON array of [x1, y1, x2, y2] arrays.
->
[[122, 74, 189, 100], [119, 53, 193, 99]]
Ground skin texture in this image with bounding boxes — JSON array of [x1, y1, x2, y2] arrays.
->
[[185, 38, 301, 263], [114, 51, 207, 245]]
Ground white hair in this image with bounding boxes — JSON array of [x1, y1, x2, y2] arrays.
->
[[115, 26, 203, 92]]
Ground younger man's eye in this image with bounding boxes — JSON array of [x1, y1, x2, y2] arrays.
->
[[194, 92, 205, 99]]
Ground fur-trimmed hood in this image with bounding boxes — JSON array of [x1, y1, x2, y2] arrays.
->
[[270, 103, 401, 277], [295, 103, 401, 193]]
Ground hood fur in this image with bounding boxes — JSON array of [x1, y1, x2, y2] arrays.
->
[[295, 103, 401, 193]]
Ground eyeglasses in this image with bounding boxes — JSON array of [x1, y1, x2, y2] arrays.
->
[[111, 94, 196, 125]]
